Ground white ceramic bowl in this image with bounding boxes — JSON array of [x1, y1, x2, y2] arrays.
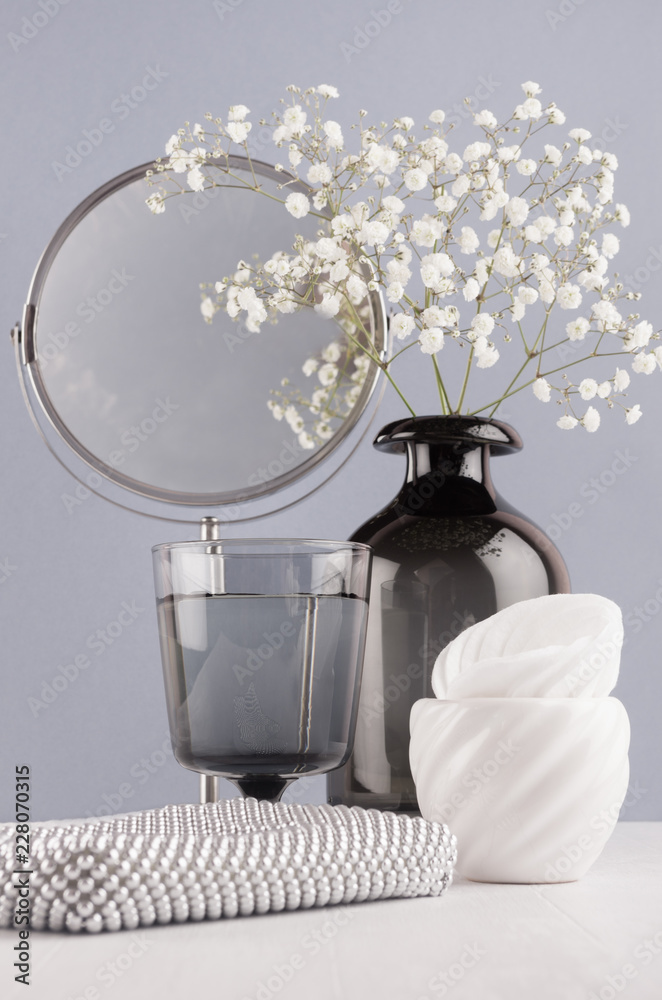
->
[[410, 697, 630, 883]]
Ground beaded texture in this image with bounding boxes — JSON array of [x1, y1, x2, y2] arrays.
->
[[0, 800, 456, 933]]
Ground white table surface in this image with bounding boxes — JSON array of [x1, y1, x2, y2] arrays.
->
[[2, 821, 660, 1000]]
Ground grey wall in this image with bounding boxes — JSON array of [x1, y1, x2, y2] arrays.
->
[[1, 0, 660, 821]]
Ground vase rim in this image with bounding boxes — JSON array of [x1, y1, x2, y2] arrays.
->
[[373, 415, 522, 455]]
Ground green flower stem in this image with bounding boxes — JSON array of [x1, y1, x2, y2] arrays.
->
[[473, 349, 627, 416], [340, 293, 417, 416], [535, 310, 551, 369], [389, 340, 419, 362], [480, 312, 551, 416], [210, 165, 330, 222], [536, 350, 625, 380], [383, 369, 417, 416], [515, 318, 529, 352], [455, 345, 475, 413], [432, 355, 450, 414]]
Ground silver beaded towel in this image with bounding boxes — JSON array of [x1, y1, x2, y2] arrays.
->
[[0, 799, 456, 933]]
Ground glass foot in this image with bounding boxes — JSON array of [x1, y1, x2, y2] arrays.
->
[[229, 777, 294, 802]]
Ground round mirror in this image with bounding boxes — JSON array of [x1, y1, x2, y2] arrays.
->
[[16, 157, 386, 523]]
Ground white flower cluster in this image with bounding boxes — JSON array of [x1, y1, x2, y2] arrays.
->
[[148, 82, 658, 432], [265, 346, 372, 451]]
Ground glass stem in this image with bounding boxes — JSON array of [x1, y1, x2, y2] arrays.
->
[[231, 777, 294, 802], [298, 596, 318, 754]]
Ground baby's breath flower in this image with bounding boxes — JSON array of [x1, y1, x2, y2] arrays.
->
[[323, 120, 344, 150], [391, 314, 415, 340], [557, 284, 583, 310], [497, 145, 521, 164], [419, 328, 444, 354], [307, 163, 333, 185], [544, 144, 563, 167], [515, 98, 543, 120], [452, 174, 472, 198], [412, 215, 443, 248], [493, 247, 522, 278], [285, 405, 303, 432], [404, 167, 427, 191], [283, 105, 306, 134], [420, 253, 454, 290], [314, 420, 334, 440], [506, 197, 529, 227], [627, 321, 653, 349], [632, 352, 656, 375], [474, 110, 497, 129], [474, 336, 499, 368], [434, 193, 457, 212], [315, 293, 342, 319], [317, 362, 339, 386], [463, 141, 491, 162], [285, 192, 310, 219], [187, 166, 205, 192], [383, 194, 405, 214], [463, 278, 480, 302], [601, 233, 620, 259], [578, 378, 598, 400], [226, 121, 251, 144], [153, 82, 658, 436], [615, 204, 630, 226], [547, 107, 566, 125], [519, 287, 539, 305], [366, 143, 401, 174], [457, 226, 480, 254], [516, 158, 537, 176], [146, 193, 165, 214], [200, 297, 215, 321], [566, 317, 590, 341], [470, 313, 495, 337], [554, 226, 574, 248], [444, 153, 463, 174], [582, 406, 601, 432], [614, 369, 631, 391], [321, 342, 342, 363], [228, 104, 250, 122], [533, 378, 552, 402], [298, 431, 316, 449], [165, 134, 181, 156]]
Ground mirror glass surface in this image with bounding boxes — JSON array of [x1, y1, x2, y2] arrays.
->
[[25, 159, 384, 511]]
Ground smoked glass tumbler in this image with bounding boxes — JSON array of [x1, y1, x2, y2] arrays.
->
[[152, 539, 372, 801]]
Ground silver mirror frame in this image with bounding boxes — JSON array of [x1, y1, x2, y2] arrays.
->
[[13, 158, 388, 524]]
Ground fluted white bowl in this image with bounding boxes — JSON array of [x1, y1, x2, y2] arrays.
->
[[410, 697, 630, 883]]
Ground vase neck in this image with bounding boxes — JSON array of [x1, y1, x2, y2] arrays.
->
[[405, 441, 494, 490], [397, 439, 498, 517]]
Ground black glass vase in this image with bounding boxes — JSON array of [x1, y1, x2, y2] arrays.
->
[[327, 415, 570, 813]]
